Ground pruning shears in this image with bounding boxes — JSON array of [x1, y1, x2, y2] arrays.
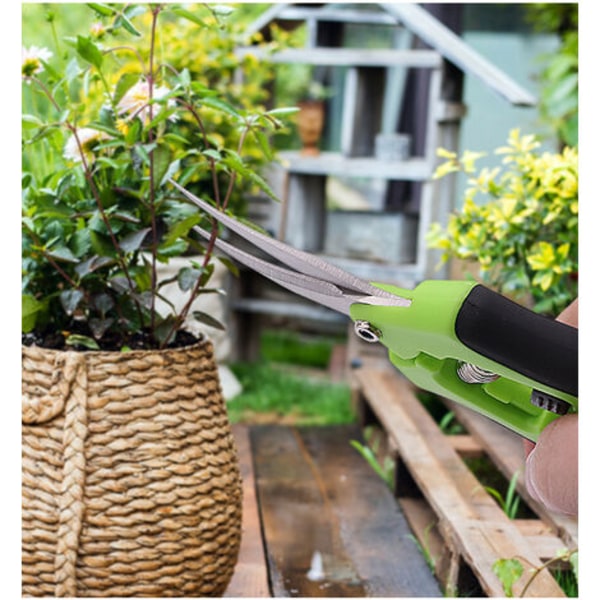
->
[[172, 181, 578, 442]]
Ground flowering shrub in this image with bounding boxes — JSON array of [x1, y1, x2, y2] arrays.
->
[[427, 129, 578, 315], [22, 3, 294, 350]]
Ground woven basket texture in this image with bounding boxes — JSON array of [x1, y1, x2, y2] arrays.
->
[[22, 341, 242, 597]]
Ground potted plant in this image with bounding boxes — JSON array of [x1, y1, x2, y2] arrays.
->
[[21, 4, 292, 596], [427, 129, 578, 316], [295, 79, 333, 156]]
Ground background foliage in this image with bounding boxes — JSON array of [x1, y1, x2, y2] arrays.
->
[[429, 130, 578, 316]]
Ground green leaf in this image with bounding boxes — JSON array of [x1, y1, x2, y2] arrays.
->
[[151, 144, 173, 190], [203, 149, 222, 161], [74, 255, 114, 278], [147, 108, 179, 131], [157, 239, 188, 259], [164, 214, 201, 246], [251, 128, 274, 161], [119, 227, 151, 253], [114, 12, 141, 37], [89, 317, 114, 339], [217, 256, 240, 277], [222, 151, 279, 201], [153, 314, 178, 345], [177, 267, 202, 291], [492, 558, 523, 597], [22, 294, 43, 333], [65, 334, 100, 350], [192, 310, 225, 331], [60, 289, 84, 316], [76, 35, 104, 69], [22, 114, 44, 129], [201, 96, 241, 119], [170, 7, 207, 28], [90, 230, 117, 257], [350, 440, 390, 485], [86, 3, 117, 17], [124, 118, 142, 145], [47, 245, 79, 263], [267, 107, 300, 118], [190, 81, 220, 97], [92, 293, 114, 314]]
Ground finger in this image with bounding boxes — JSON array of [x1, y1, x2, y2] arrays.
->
[[525, 413, 578, 515]]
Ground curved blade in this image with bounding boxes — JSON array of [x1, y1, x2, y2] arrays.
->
[[172, 178, 409, 307], [194, 226, 392, 315]]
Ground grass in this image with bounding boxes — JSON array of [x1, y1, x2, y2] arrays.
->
[[227, 362, 354, 425], [259, 329, 344, 368], [224, 329, 353, 425], [553, 568, 578, 598]]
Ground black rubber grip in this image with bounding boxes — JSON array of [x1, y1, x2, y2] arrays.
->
[[455, 285, 578, 396]]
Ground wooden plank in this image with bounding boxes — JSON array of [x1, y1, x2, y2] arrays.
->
[[250, 424, 442, 597], [447, 434, 483, 458], [398, 497, 458, 595], [353, 368, 564, 597], [263, 5, 402, 27], [278, 151, 432, 180], [235, 47, 442, 68], [447, 401, 578, 548], [514, 520, 569, 562], [225, 425, 270, 598], [381, 3, 536, 106]]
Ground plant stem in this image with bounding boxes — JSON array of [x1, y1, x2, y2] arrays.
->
[[160, 119, 253, 347], [28, 76, 142, 320], [147, 5, 161, 337], [508, 550, 577, 597]]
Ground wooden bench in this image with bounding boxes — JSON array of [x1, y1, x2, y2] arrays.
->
[[225, 423, 442, 597], [352, 367, 578, 597], [223, 367, 577, 597]]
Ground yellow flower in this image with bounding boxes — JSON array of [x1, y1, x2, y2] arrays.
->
[[115, 119, 130, 137]]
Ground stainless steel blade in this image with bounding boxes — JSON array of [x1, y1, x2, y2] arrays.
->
[[171, 178, 410, 307], [193, 226, 405, 315]]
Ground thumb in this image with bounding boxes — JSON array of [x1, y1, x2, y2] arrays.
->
[[525, 413, 578, 515]]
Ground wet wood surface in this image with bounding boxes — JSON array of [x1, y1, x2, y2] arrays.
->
[[248, 424, 442, 597]]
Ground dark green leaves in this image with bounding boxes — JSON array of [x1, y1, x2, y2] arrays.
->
[[22, 2, 297, 349]]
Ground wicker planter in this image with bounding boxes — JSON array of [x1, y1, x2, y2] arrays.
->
[[22, 340, 242, 597]]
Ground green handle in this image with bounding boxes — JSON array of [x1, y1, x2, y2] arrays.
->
[[349, 280, 577, 442]]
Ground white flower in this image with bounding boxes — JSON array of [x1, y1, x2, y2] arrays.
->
[[22, 46, 53, 79], [116, 80, 177, 123], [63, 128, 109, 164]]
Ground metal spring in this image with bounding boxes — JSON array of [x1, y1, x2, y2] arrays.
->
[[457, 362, 499, 384]]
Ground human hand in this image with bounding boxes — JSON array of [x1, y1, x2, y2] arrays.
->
[[524, 299, 578, 516]]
